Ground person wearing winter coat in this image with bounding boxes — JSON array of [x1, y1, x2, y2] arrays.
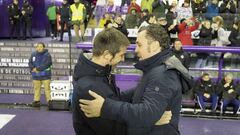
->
[[72, 27, 172, 135], [79, 24, 193, 135], [28, 42, 52, 107], [194, 73, 218, 113]]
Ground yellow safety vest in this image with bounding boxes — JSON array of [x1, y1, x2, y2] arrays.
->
[[70, 4, 85, 21]]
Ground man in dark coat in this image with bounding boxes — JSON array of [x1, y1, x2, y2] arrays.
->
[[72, 27, 172, 135], [21, 0, 33, 40], [59, 0, 71, 42], [172, 39, 191, 69], [79, 24, 193, 135], [7, 0, 21, 39], [193, 73, 218, 113], [217, 74, 240, 115]]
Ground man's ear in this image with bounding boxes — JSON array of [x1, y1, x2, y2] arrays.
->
[[102, 50, 113, 61], [150, 41, 161, 53]]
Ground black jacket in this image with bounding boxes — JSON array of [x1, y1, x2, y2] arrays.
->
[[21, 4, 33, 21], [228, 28, 240, 46], [59, 4, 70, 21], [217, 80, 239, 100], [172, 48, 190, 69], [72, 53, 126, 135], [7, 3, 21, 21], [193, 79, 216, 95], [100, 49, 188, 135]]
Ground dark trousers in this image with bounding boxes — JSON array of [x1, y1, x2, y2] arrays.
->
[[10, 19, 20, 39], [22, 19, 32, 39], [49, 20, 57, 38], [197, 94, 218, 111], [221, 99, 240, 114], [60, 20, 71, 40]]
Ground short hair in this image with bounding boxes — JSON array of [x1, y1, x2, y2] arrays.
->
[[138, 24, 170, 50], [37, 42, 45, 48], [202, 72, 210, 77], [174, 38, 181, 43], [93, 28, 130, 57], [212, 16, 223, 27]]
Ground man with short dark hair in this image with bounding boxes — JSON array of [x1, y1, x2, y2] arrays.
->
[[172, 39, 191, 69], [80, 24, 192, 135], [29, 42, 52, 107], [72, 27, 172, 135]]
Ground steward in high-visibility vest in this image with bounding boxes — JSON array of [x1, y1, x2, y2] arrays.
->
[[70, 0, 86, 42]]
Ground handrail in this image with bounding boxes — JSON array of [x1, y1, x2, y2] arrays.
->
[[76, 43, 240, 53], [76, 43, 240, 80]]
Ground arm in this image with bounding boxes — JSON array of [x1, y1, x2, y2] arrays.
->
[[28, 53, 34, 70], [101, 75, 174, 127], [178, 22, 187, 32], [120, 89, 134, 102], [228, 31, 238, 45], [73, 82, 119, 135], [72, 87, 96, 135]]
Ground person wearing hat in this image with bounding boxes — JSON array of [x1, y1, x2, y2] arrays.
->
[[21, 0, 33, 40]]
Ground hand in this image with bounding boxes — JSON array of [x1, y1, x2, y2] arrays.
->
[[79, 90, 105, 118], [228, 89, 234, 94], [22, 11, 26, 15], [14, 15, 19, 19], [224, 83, 230, 88], [32, 68, 38, 72], [155, 111, 172, 125], [204, 93, 210, 98]]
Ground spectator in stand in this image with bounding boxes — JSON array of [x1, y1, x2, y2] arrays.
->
[[191, 0, 207, 21], [112, 14, 129, 36], [195, 20, 212, 68], [141, 0, 154, 13], [152, 0, 169, 17], [95, 0, 107, 23], [125, 8, 140, 28], [138, 14, 156, 28], [176, 0, 193, 23], [193, 73, 218, 114], [219, 0, 237, 30], [211, 16, 230, 46], [172, 39, 191, 69], [98, 13, 113, 28], [166, 5, 177, 27], [205, 0, 219, 20], [121, 0, 131, 6], [138, 9, 149, 26], [217, 74, 240, 116], [128, 0, 141, 14], [46, 2, 57, 40], [106, 0, 117, 14], [156, 15, 168, 31], [178, 17, 200, 46], [228, 19, 240, 46]]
